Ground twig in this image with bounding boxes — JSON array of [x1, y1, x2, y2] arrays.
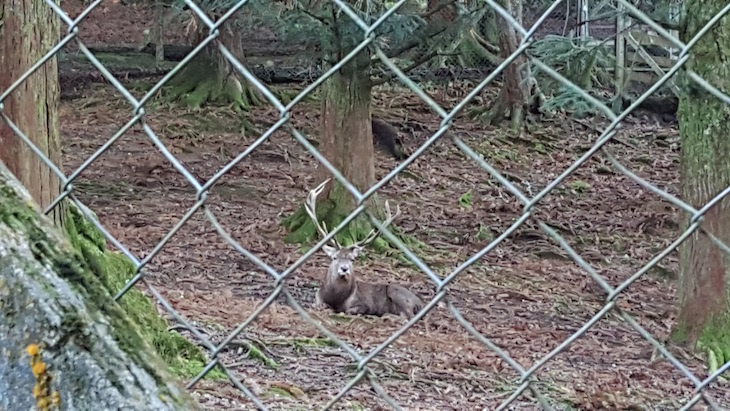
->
[[228, 339, 280, 368], [296, 2, 330, 27]]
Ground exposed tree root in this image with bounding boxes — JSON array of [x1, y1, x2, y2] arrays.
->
[[164, 55, 263, 111], [281, 199, 422, 255], [469, 79, 546, 130], [282, 201, 391, 252], [468, 0, 545, 130]]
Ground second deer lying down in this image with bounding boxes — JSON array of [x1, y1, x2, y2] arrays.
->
[[306, 179, 424, 319]]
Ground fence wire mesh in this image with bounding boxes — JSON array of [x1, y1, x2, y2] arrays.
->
[[2, 0, 730, 409]]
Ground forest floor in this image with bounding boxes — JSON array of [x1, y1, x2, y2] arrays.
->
[[50, 1, 729, 410]]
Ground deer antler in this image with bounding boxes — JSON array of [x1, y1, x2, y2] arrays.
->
[[355, 199, 401, 248], [305, 178, 341, 248]]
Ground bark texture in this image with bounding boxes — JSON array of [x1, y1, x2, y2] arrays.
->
[[0, 0, 63, 224], [318, 51, 376, 210], [0, 161, 198, 410], [673, 0, 730, 372], [483, 0, 541, 129], [283, 48, 392, 247]]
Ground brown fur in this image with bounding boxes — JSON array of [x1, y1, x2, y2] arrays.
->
[[315, 245, 424, 319], [372, 118, 406, 160]]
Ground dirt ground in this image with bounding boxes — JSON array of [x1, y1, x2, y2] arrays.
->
[[51, 1, 730, 410]]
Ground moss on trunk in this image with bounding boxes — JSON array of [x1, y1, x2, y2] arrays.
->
[[0, 161, 199, 410], [671, 0, 730, 377], [282, 191, 391, 251], [163, 20, 262, 111], [164, 51, 262, 111]]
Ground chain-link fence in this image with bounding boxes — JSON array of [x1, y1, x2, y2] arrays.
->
[[3, 0, 730, 409]]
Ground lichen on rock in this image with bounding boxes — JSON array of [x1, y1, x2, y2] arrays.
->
[[0, 161, 199, 410]]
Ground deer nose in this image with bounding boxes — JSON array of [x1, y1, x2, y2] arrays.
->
[[339, 266, 349, 275]]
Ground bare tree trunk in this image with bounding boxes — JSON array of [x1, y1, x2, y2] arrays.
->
[[318, 52, 376, 211], [0, 0, 63, 225], [484, 0, 542, 130], [672, 0, 730, 376], [285, 50, 382, 246], [283, 37, 393, 247]]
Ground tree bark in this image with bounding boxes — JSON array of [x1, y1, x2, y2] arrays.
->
[[0, 161, 198, 411], [482, 0, 542, 130], [154, 0, 165, 65], [0, 0, 63, 225], [672, 0, 730, 375], [318, 52, 376, 210], [283, 46, 392, 247]]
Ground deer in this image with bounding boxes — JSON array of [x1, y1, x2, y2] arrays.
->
[[306, 178, 424, 320]]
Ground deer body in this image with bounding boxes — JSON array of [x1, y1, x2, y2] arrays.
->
[[305, 179, 424, 320], [315, 245, 424, 319]]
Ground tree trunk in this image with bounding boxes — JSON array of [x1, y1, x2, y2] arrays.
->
[[283, 49, 390, 247], [154, 0, 165, 65], [480, 0, 542, 130], [672, 0, 730, 375], [318, 53, 376, 211], [0, 161, 198, 411], [165, 17, 262, 110], [0, 0, 63, 225]]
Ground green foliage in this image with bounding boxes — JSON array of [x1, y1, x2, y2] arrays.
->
[[240, 0, 437, 65], [458, 190, 473, 208], [169, 0, 234, 14], [475, 223, 493, 242], [529, 35, 615, 115], [540, 86, 599, 117], [568, 180, 591, 194], [529, 35, 615, 87]]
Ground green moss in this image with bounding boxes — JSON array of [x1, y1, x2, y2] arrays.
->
[[282, 201, 400, 252], [163, 55, 261, 111], [247, 344, 279, 369], [63, 204, 226, 381], [281, 189, 424, 260], [266, 387, 296, 399], [670, 320, 690, 345], [694, 312, 730, 378], [0, 185, 182, 402]]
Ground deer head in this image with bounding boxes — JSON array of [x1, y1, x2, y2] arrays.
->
[[322, 244, 360, 281], [305, 178, 401, 280]]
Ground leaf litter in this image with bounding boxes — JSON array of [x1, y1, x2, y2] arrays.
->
[[55, 1, 730, 409]]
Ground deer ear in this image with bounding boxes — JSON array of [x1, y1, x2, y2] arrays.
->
[[348, 245, 362, 259], [322, 245, 337, 258]]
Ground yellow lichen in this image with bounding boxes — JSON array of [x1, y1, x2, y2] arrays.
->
[[27, 344, 39, 356], [32, 362, 46, 376], [26, 343, 60, 411]]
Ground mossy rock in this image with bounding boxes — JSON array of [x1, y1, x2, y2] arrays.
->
[[0, 162, 199, 410], [63, 202, 225, 380]]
